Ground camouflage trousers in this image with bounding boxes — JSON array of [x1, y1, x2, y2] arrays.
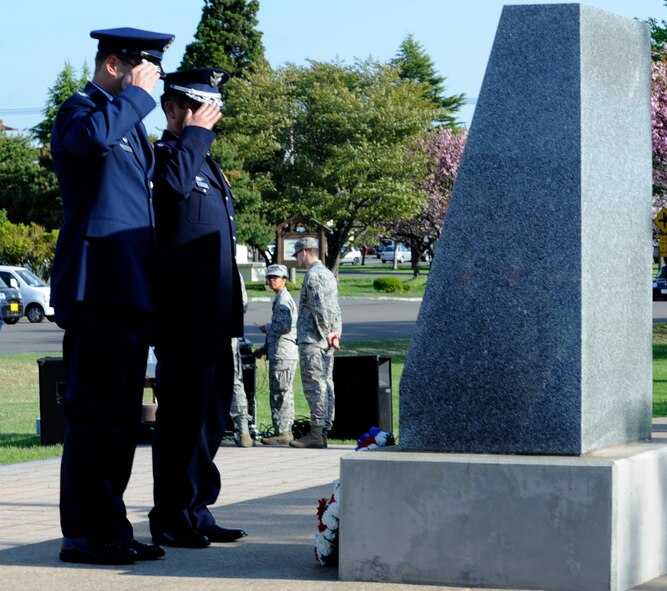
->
[[268, 358, 297, 435], [298, 343, 335, 430], [229, 337, 250, 423]]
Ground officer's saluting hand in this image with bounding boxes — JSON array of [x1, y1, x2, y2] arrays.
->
[[122, 61, 162, 93], [184, 102, 222, 131]]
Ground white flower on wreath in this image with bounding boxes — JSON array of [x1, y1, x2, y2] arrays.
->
[[374, 431, 390, 446], [314, 479, 340, 566], [322, 501, 339, 530], [314, 533, 334, 560], [359, 443, 379, 451]]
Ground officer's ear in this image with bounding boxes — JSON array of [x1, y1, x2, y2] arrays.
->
[[104, 55, 122, 77]]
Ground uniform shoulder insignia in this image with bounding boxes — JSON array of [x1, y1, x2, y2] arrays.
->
[[222, 173, 231, 187], [77, 91, 87, 97]]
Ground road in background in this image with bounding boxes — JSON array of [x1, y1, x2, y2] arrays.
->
[[654, 300, 667, 323], [0, 297, 423, 356], [4, 298, 666, 357]]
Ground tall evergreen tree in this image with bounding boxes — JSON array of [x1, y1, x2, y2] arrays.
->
[[180, 0, 266, 78], [31, 61, 89, 147], [180, 0, 273, 253], [391, 34, 464, 128]]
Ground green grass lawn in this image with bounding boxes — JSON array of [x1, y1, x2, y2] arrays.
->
[[653, 324, 667, 416], [3, 326, 667, 466], [0, 340, 408, 465], [246, 268, 429, 299]]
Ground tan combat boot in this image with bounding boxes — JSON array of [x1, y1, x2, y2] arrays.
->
[[235, 420, 254, 447], [289, 426, 326, 449], [261, 433, 293, 446]]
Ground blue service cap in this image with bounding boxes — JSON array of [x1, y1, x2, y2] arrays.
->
[[163, 68, 230, 107], [90, 27, 174, 73]]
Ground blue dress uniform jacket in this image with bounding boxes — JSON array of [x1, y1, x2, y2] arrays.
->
[[50, 82, 157, 313], [150, 125, 244, 534], [152, 126, 243, 335], [50, 81, 158, 544]]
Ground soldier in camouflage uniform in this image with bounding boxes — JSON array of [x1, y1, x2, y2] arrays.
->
[[254, 264, 298, 445], [289, 237, 342, 449]]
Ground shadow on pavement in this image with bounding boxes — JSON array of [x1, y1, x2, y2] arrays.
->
[[0, 484, 341, 588]]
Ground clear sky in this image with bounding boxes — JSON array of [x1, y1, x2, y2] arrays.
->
[[1, 0, 665, 137]]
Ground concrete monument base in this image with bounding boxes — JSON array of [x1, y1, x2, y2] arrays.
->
[[339, 438, 667, 591]]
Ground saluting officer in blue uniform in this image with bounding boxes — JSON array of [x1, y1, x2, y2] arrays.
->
[[50, 27, 173, 565], [149, 68, 246, 548]]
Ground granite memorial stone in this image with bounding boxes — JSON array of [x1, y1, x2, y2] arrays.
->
[[399, 2, 652, 455], [341, 6, 664, 591]]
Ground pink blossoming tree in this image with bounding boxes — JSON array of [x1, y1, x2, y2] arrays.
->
[[390, 126, 467, 277], [652, 46, 667, 263], [653, 46, 667, 214]]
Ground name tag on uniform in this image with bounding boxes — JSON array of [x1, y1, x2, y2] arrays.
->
[[120, 137, 134, 153], [195, 176, 210, 190]]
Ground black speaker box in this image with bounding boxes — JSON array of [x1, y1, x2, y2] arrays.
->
[[329, 355, 393, 440], [37, 357, 66, 445]]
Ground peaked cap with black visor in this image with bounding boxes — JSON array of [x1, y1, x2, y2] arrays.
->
[[90, 27, 175, 77], [162, 68, 230, 107]]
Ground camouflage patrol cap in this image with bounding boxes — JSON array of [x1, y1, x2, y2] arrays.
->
[[266, 264, 288, 278], [293, 236, 319, 255]]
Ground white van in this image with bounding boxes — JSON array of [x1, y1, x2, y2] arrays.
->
[[0, 266, 54, 323]]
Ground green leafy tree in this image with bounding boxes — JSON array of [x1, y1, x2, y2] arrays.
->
[[223, 59, 438, 271], [650, 17, 667, 51], [649, 0, 667, 51], [0, 212, 58, 279], [391, 34, 464, 127], [180, 0, 267, 79], [32, 61, 89, 147], [2, 62, 90, 231], [0, 130, 61, 229], [209, 138, 274, 251]]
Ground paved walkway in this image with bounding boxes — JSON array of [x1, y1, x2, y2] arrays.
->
[[2, 441, 667, 591]]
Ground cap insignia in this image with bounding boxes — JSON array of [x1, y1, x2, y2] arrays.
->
[[210, 71, 225, 86]]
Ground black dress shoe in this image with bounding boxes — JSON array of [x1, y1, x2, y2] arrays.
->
[[197, 524, 247, 543], [59, 537, 138, 565], [151, 527, 210, 548], [122, 539, 165, 560]]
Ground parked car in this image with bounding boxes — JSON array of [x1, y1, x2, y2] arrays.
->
[[0, 266, 54, 323], [654, 266, 667, 300], [381, 244, 412, 264], [376, 239, 395, 258], [340, 246, 362, 265], [0, 276, 23, 324]]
